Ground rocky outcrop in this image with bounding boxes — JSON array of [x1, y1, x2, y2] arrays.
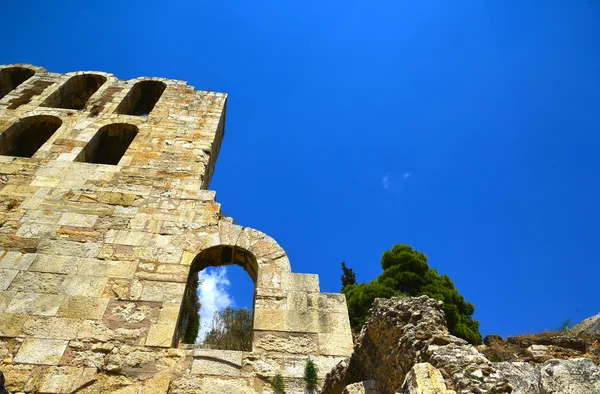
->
[[322, 296, 600, 394], [480, 331, 600, 365], [572, 312, 600, 336], [321, 296, 512, 394]]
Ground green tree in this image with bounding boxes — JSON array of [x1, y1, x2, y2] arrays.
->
[[343, 244, 482, 345], [340, 261, 357, 290], [203, 307, 253, 351], [181, 274, 202, 343]]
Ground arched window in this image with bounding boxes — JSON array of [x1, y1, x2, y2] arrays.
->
[[116, 80, 166, 116], [0, 115, 62, 157], [42, 74, 106, 110], [0, 67, 35, 99], [76, 123, 138, 165], [177, 246, 257, 350]]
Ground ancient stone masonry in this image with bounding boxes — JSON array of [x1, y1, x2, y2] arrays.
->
[[0, 64, 353, 393]]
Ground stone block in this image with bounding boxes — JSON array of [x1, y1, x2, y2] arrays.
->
[[0, 312, 28, 336], [139, 281, 185, 303], [7, 271, 65, 293], [317, 292, 348, 313], [253, 308, 285, 331], [157, 302, 181, 325], [38, 366, 97, 393], [318, 333, 354, 357], [191, 349, 243, 376], [0, 290, 15, 312], [6, 293, 64, 316], [318, 312, 352, 334], [29, 254, 79, 274], [0, 251, 36, 270], [15, 222, 56, 237], [253, 331, 318, 354], [78, 258, 138, 278], [0, 268, 18, 290], [22, 316, 81, 340], [14, 338, 68, 365], [57, 296, 109, 319], [59, 275, 108, 297], [37, 239, 101, 258], [283, 272, 320, 292], [58, 212, 98, 227], [284, 308, 319, 333], [145, 323, 175, 347]]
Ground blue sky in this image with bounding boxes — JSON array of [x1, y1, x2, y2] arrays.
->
[[3, 0, 599, 338]]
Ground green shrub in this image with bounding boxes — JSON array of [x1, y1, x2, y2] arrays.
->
[[304, 358, 318, 392], [271, 374, 286, 394]]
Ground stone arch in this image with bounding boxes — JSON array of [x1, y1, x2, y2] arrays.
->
[[116, 80, 167, 115], [0, 114, 62, 157], [0, 66, 36, 100], [174, 221, 292, 348], [76, 123, 138, 165], [42, 73, 107, 110]]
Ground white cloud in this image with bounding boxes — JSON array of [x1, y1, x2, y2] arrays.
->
[[382, 172, 412, 191], [382, 173, 391, 190], [197, 267, 233, 342]]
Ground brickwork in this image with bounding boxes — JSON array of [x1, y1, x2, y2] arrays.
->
[[0, 64, 352, 393]]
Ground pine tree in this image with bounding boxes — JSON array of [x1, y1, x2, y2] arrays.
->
[[340, 261, 357, 290]]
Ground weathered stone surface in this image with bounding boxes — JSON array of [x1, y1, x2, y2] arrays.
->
[[14, 338, 68, 365], [496, 358, 600, 394], [398, 363, 455, 394]]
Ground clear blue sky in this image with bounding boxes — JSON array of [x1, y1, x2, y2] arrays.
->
[[3, 0, 599, 338]]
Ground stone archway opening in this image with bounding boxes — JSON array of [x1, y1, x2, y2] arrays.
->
[[42, 74, 107, 110], [177, 246, 257, 351], [0, 67, 35, 99], [116, 80, 166, 116], [76, 123, 138, 165], [0, 115, 62, 157]]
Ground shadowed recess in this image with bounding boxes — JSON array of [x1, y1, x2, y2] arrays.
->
[[42, 74, 106, 110], [76, 123, 138, 165], [0, 67, 35, 99], [116, 80, 166, 116], [0, 115, 62, 157]]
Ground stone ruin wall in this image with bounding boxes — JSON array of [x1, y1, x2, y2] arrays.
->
[[0, 64, 353, 393]]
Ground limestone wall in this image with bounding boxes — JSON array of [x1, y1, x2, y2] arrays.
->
[[0, 64, 352, 393]]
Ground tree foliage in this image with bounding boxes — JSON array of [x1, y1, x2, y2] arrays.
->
[[203, 307, 253, 351], [340, 261, 357, 290], [342, 244, 482, 345]]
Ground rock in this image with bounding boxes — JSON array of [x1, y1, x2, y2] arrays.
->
[[496, 358, 600, 394], [572, 313, 600, 336], [398, 363, 455, 394], [321, 296, 512, 394], [342, 380, 378, 394], [484, 334, 504, 347]]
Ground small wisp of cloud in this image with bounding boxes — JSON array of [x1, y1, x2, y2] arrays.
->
[[382, 171, 412, 191], [197, 267, 234, 342]]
